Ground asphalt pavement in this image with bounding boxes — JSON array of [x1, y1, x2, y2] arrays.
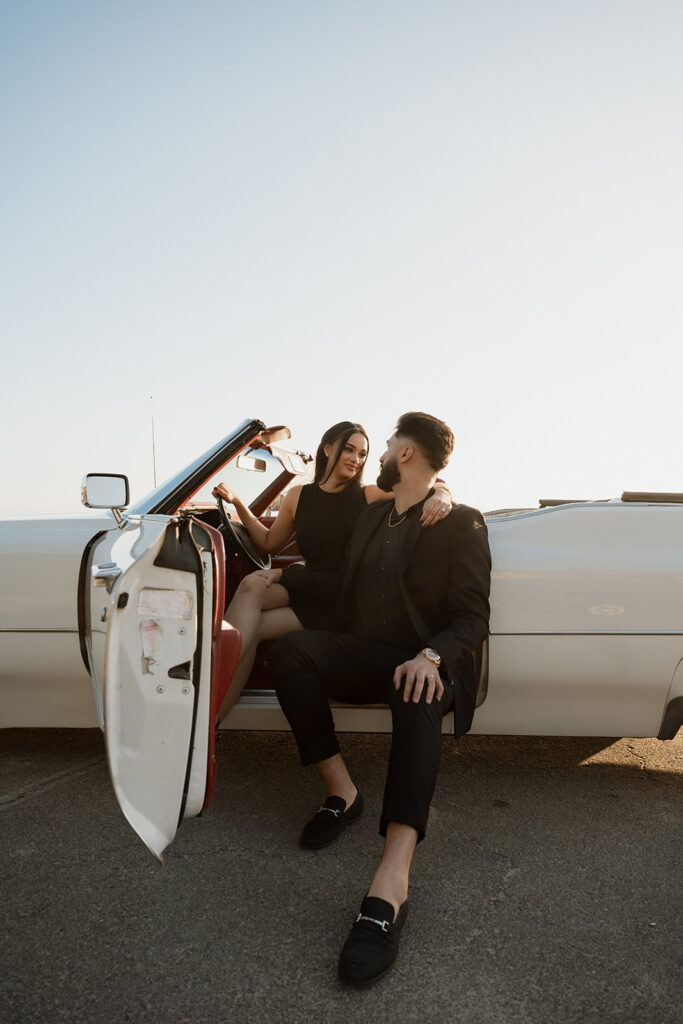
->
[[1, 728, 681, 1024]]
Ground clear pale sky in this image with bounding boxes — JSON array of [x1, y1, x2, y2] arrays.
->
[[2, 1, 681, 517]]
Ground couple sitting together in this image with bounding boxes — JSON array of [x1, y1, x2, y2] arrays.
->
[[212, 411, 491, 986]]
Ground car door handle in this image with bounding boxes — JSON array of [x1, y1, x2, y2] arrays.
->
[[92, 564, 122, 594]]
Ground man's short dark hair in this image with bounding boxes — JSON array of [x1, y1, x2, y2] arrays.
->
[[395, 412, 454, 472]]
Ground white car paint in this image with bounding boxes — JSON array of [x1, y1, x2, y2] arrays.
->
[[97, 520, 214, 859], [479, 501, 683, 737], [0, 513, 118, 727], [2, 499, 682, 739]]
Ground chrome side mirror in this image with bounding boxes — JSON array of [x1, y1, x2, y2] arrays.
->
[[81, 474, 130, 527]]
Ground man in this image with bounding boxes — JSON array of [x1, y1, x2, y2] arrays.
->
[[268, 411, 491, 985]]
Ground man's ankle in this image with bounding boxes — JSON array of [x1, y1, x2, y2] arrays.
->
[[366, 876, 408, 918], [330, 784, 357, 809]]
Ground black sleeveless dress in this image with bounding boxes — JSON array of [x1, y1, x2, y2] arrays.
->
[[279, 482, 368, 629]]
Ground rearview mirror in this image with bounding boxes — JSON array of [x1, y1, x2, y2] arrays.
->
[[236, 455, 267, 473], [81, 474, 130, 509]]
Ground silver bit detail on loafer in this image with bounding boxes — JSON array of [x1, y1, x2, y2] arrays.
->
[[355, 914, 390, 932]]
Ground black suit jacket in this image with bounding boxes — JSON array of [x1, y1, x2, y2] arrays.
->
[[336, 499, 492, 737]]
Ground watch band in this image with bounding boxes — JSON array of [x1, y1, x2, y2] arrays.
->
[[421, 647, 441, 667]]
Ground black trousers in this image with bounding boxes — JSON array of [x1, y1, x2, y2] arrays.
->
[[268, 631, 455, 842]]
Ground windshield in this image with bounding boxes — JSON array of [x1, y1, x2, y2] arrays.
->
[[183, 446, 287, 509], [129, 418, 265, 515]]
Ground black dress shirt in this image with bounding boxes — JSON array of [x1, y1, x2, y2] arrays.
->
[[351, 497, 425, 650], [336, 495, 491, 738]]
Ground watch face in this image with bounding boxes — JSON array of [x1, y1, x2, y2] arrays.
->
[[424, 648, 441, 664]]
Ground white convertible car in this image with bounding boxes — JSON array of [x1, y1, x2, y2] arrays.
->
[[1, 417, 681, 858]]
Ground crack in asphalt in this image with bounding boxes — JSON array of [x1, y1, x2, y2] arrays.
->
[[625, 741, 663, 782], [0, 758, 104, 810], [451, 838, 521, 954]]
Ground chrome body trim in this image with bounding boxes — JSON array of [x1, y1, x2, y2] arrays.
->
[[490, 630, 683, 637], [4, 628, 681, 640], [0, 628, 79, 634], [4, 628, 680, 637], [484, 499, 683, 522]]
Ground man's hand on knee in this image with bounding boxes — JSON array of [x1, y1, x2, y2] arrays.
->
[[393, 653, 444, 704]]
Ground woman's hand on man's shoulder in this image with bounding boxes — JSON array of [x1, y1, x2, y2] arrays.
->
[[420, 489, 452, 528]]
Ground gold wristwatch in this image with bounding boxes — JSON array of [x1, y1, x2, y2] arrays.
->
[[421, 647, 441, 668]]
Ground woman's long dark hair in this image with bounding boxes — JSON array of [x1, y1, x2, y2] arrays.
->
[[314, 421, 369, 488]]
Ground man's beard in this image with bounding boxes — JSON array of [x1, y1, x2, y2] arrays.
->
[[376, 455, 400, 492]]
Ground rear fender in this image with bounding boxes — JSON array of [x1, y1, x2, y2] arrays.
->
[[658, 658, 683, 739]]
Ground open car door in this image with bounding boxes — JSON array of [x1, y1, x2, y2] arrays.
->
[[87, 515, 238, 861]]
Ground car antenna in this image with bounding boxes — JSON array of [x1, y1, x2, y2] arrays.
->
[[150, 394, 158, 487]]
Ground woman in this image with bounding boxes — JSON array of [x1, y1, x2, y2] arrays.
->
[[212, 421, 452, 719]]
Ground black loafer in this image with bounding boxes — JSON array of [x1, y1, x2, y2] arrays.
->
[[299, 791, 363, 849], [338, 895, 408, 986]]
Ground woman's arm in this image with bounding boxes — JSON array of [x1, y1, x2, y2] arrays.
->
[[212, 483, 301, 553], [363, 484, 393, 505], [364, 480, 453, 526], [421, 480, 453, 526]]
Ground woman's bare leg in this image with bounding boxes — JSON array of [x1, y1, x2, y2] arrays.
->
[[256, 606, 305, 642], [219, 575, 302, 719], [225, 574, 290, 645]]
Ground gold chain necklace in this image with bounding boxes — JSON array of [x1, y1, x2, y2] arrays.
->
[[388, 505, 407, 528]]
